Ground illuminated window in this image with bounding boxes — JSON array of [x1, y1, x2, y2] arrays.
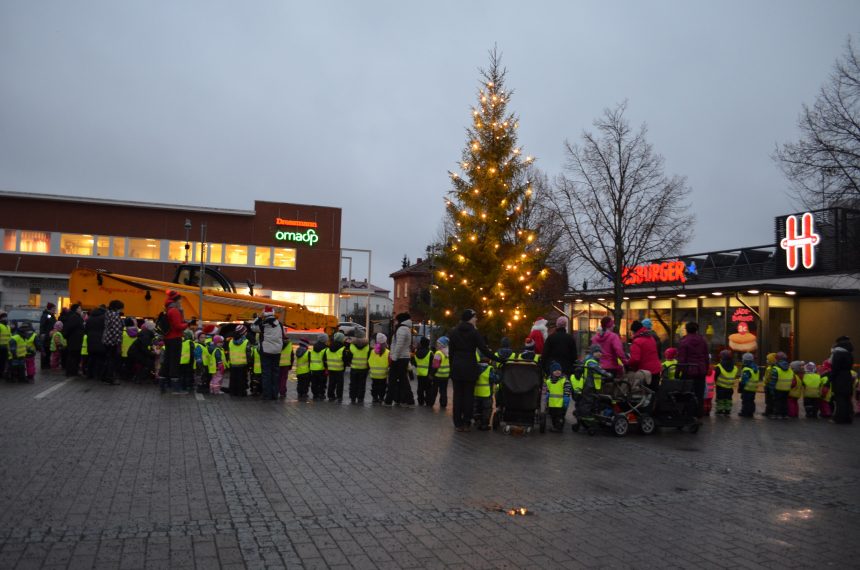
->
[[96, 237, 110, 256], [207, 244, 223, 264], [128, 238, 161, 260], [2, 230, 16, 251], [168, 240, 193, 262], [224, 244, 248, 265], [272, 248, 296, 268], [254, 247, 271, 267], [20, 231, 51, 253], [112, 238, 126, 257], [61, 234, 94, 256]]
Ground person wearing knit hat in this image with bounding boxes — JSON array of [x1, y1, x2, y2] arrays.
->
[[769, 351, 794, 419], [661, 347, 680, 381], [413, 337, 433, 406], [737, 352, 760, 417], [347, 331, 371, 404], [544, 360, 571, 432], [161, 288, 188, 394], [48, 320, 67, 370], [801, 362, 823, 419], [518, 337, 538, 363], [762, 352, 778, 417], [593, 316, 626, 383], [713, 350, 738, 416], [207, 335, 227, 395], [228, 324, 252, 397], [326, 331, 349, 402], [787, 361, 806, 418], [542, 314, 578, 378], [308, 333, 330, 401], [369, 332, 391, 403], [429, 336, 451, 408], [252, 304, 287, 402], [294, 338, 312, 401]]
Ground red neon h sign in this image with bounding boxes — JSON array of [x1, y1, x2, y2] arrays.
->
[[780, 212, 820, 270]]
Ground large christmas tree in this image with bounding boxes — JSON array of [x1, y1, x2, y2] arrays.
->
[[432, 49, 548, 344]]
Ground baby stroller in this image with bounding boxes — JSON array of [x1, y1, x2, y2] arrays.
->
[[647, 363, 701, 433], [492, 361, 544, 434], [572, 369, 652, 437]]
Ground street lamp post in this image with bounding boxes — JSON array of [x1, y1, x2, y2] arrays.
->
[[184, 218, 192, 263], [198, 223, 207, 321]]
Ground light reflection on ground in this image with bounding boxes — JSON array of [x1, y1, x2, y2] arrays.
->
[[777, 508, 814, 522]]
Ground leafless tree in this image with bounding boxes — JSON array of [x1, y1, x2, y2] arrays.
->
[[550, 101, 693, 323], [774, 37, 860, 209]]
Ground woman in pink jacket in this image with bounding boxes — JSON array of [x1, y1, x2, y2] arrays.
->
[[627, 320, 662, 389], [592, 316, 627, 379]]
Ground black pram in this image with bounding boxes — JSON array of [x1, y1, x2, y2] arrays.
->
[[492, 361, 543, 434]]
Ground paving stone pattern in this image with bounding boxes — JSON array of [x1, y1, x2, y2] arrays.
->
[[1, 371, 859, 569]]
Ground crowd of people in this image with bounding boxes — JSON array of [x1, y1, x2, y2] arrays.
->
[[0, 297, 857, 430]]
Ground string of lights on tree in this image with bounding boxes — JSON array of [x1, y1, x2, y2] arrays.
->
[[433, 53, 549, 340]]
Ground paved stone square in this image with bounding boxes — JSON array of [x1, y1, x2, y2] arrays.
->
[[1, 371, 859, 569]]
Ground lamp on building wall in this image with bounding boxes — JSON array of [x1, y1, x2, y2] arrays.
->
[[184, 219, 192, 263]]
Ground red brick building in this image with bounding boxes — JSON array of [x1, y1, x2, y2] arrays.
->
[[0, 191, 341, 315], [389, 257, 433, 322]]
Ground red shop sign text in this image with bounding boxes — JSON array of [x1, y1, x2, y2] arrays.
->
[[732, 307, 755, 323], [622, 261, 687, 285]]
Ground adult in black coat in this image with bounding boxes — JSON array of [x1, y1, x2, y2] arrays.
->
[[448, 309, 497, 431], [85, 306, 107, 380], [542, 316, 578, 376], [38, 303, 57, 369], [63, 304, 85, 377], [830, 336, 855, 424]]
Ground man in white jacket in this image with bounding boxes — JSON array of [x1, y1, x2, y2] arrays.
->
[[385, 312, 415, 407], [252, 306, 284, 401]]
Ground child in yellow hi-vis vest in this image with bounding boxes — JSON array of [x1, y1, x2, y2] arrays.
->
[[738, 353, 760, 417], [545, 361, 572, 432], [369, 333, 390, 404], [472, 359, 497, 430], [208, 336, 227, 394], [802, 361, 823, 419], [788, 361, 805, 418], [714, 350, 739, 416]]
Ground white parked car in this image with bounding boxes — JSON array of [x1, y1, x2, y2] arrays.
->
[[337, 322, 366, 336]]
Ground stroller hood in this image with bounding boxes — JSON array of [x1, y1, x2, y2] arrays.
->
[[501, 362, 543, 394]]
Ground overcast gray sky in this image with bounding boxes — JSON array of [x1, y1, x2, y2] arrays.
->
[[1, 1, 858, 288]]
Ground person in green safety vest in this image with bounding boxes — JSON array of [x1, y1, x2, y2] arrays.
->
[[545, 361, 572, 432], [661, 347, 679, 383], [787, 360, 805, 418], [309, 334, 330, 401], [196, 324, 217, 394], [763, 352, 778, 417], [0, 312, 11, 379], [472, 359, 498, 430], [227, 325, 252, 397], [278, 326, 294, 400], [179, 330, 195, 393], [738, 352, 760, 417], [516, 337, 540, 364], [49, 321, 66, 370], [714, 350, 739, 416], [347, 334, 371, 404], [429, 336, 450, 408], [249, 344, 263, 396], [326, 332, 350, 402], [207, 335, 227, 394], [294, 338, 312, 401], [120, 320, 138, 381], [413, 337, 433, 406], [369, 333, 390, 404], [770, 352, 793, 419], [7, 323, 28, 383], [802, 361, 823, 419]]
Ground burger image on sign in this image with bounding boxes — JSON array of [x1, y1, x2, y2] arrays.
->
[[729, 321, 758, 352]]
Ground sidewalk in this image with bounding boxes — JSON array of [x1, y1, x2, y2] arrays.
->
[[0, 372, 858, 569]]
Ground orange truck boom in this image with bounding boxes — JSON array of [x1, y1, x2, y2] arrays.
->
[[69, 268, 337, 331]]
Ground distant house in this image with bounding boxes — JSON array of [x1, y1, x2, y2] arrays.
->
[[338, 278, 392, 321], [389, 257, 433, 323]]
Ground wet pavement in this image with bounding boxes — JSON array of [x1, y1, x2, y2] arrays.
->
[[1, 371, 859, 569]]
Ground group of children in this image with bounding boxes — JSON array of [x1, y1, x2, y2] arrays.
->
[[710, 349, 846, 419]]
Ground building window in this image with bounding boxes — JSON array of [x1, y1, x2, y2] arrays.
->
[[167, 240, 192, 262], [224, 244, 248, 265], [60, 234, 94, 256], [272, 248, 296, 268], [128, 238, 161, 260], [396, 284, 400, 299], [112, 237, 126, 258], [254, 247, 271, 267], [20, 231, 51, 253], [28, 291, 41, 306], [206, 243, 223, 264], [95, 236, 110, 256], [2, 229, 16, 251]]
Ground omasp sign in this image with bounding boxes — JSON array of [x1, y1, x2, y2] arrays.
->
[[274, 218, 319, 246]]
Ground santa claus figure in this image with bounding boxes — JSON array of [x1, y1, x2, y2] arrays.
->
[[527, 318, 549, 354]]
